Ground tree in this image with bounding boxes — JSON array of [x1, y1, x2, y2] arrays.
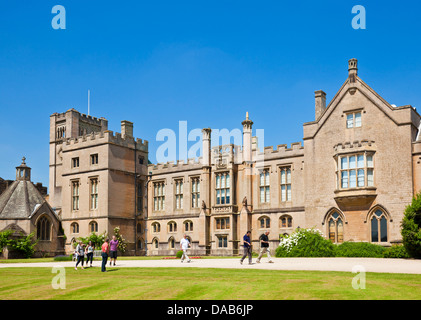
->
[[9, 232, 38, 258], [401, 192, 421, 258]]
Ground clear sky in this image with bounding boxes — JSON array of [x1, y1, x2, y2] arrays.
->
[[1, 0, 421, 188]]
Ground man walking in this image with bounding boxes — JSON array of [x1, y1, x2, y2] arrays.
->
[[109, 235, 119, 266], [240, 231, 252, 265], [256, 231, 274, 263], [180, 234, 191, 263]]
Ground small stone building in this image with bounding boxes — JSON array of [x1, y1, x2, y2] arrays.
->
[[0, 158, 64, 258]]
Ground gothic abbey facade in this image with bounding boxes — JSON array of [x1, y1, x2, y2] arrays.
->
[[48, 59, 421, 256]]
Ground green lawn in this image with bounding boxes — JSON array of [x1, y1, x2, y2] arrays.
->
[[0, 267, 420, 300]]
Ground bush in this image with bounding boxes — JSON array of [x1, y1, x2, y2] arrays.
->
[[176, 250, 183, 258], [401, 192, 421, 258], [383, 244, 410, 259], [276, 228, 335, 257], [9, 232, 38, 258], [334, 242, 386, 258]]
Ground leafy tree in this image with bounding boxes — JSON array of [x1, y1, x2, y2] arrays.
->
[[0, 230, 12, 251], [401, 192, 421, 258], [78, 232, 106, 249]]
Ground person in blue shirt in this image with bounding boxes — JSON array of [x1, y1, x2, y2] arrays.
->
[[240, 231, 252, 265]]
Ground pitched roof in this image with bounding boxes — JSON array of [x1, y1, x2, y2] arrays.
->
[[0, 180, 46, 219]]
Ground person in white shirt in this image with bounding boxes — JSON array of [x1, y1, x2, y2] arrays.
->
[[180, 234, 191, 263]]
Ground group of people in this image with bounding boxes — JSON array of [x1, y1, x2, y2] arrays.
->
[[75, 232, 273, 271], [74, 235, 119, 272]]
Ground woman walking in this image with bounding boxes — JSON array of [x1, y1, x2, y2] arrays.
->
[[101, 238, 110, 272], [75, 241, 85, 270], [85, 241, 94, 267]]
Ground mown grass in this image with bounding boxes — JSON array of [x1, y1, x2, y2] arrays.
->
[[0, 267, 420, 300]]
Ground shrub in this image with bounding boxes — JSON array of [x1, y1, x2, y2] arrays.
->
[[9, 232, 38, 258], [0, 230, 12, 251], [383, 244, 410, 259], [176, 250, 183, 258], [113, 227, 127, 254], [334, 242, 386, 258], [401, 192, 421, 258], [276, 228, 335, 257], [78, 232, 106, 249]]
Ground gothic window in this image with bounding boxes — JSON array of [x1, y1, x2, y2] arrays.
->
[[217, 235, 228, 248], [260, 169, 270, 203], [280, 167, 292, 201], [175, 179, 183, 210], [153, 182, 165, 211], [259, 216, 271, 229], [338, 153, 374, 189], [215, 217, 230, 230], [72, 180, 79, 211], [71, 222, 79, 234], [168, 237, 175, 249], [90, 178, 98, 210], [152, 222, 161, 233], [327, 211, 344, 243], [90, 154, 99, 165], [279, 215, 293, 228], [216, 172, 230, 205], [37, 216, 51, 241], [371, 210, 388, 243], [191, 177, 200, 208], [168, 221, 177, 233], [89, 221, 98, 233], [184, 220, 193, 232]]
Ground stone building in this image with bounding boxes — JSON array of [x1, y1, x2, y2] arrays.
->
[[0, 158, 63, 258], [145, 58, 421, 256], [49, 109, 149, 254], [48, 59, 421, 256]]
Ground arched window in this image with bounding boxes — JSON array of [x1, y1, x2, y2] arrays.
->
[[137, 223, 142, 234], [71, 222, 79, 234], [371, 209, 388, 243], [137, 238, 144, 250], [168, 237, 175, 249], [258, 216, 270, 229], [89, 221, 98, 233], [279, 215, 293, 228], [152, 238, 159, 249], [184, 220, 193, 232], [152, 222, 160, 233], [168, 221, 177, 233], [327, 211, 344, 243], [37, 216, 51, 241]]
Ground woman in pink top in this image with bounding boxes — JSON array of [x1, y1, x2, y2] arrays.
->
[[101, 238, 110, 272]]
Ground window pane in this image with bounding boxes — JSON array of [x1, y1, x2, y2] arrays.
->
[[265, 187, 270, 203], [349, 170, 356, 188], [281, 170, 286, 184], [286, 169, 291, 184], [371, 218, 379, 242], [260, 187, 264, 203], [337, 219, 344, 243], [287, 185, 291, 200], [281, 185, 286, 201], [226, 174, 230, 187], [341, 171, 348, 188], [358, 169, 365, 187], [355, 112, 362, 127], [380, 216, 388, 242], [216, 175, 220, 188], [347, 114, 354, 128], [357, 155, 364, 168], [367, 169, 374, 186], [349, 156, 356, 169], [367, 155, 373, 168], [265, 171, 270, 185], [341, 157, 348, 170], [260, 173, 264, 186]]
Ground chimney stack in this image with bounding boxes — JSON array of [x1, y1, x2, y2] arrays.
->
[[348, 58, 358, 82], [315, 90, 326, 120], [121, 120, 133, 138]]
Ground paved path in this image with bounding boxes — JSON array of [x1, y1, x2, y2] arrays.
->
[[1, 257, 421, 274]]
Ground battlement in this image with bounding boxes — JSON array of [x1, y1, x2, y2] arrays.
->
[[149, 157, 203, 172], [333, 140, 375, 152], [51, 108, 107, 124], [62, 129, 148, 152], [256, 141, 304, 160]]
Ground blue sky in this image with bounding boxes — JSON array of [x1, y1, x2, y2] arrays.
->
[[1, 0, 421, 188]]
